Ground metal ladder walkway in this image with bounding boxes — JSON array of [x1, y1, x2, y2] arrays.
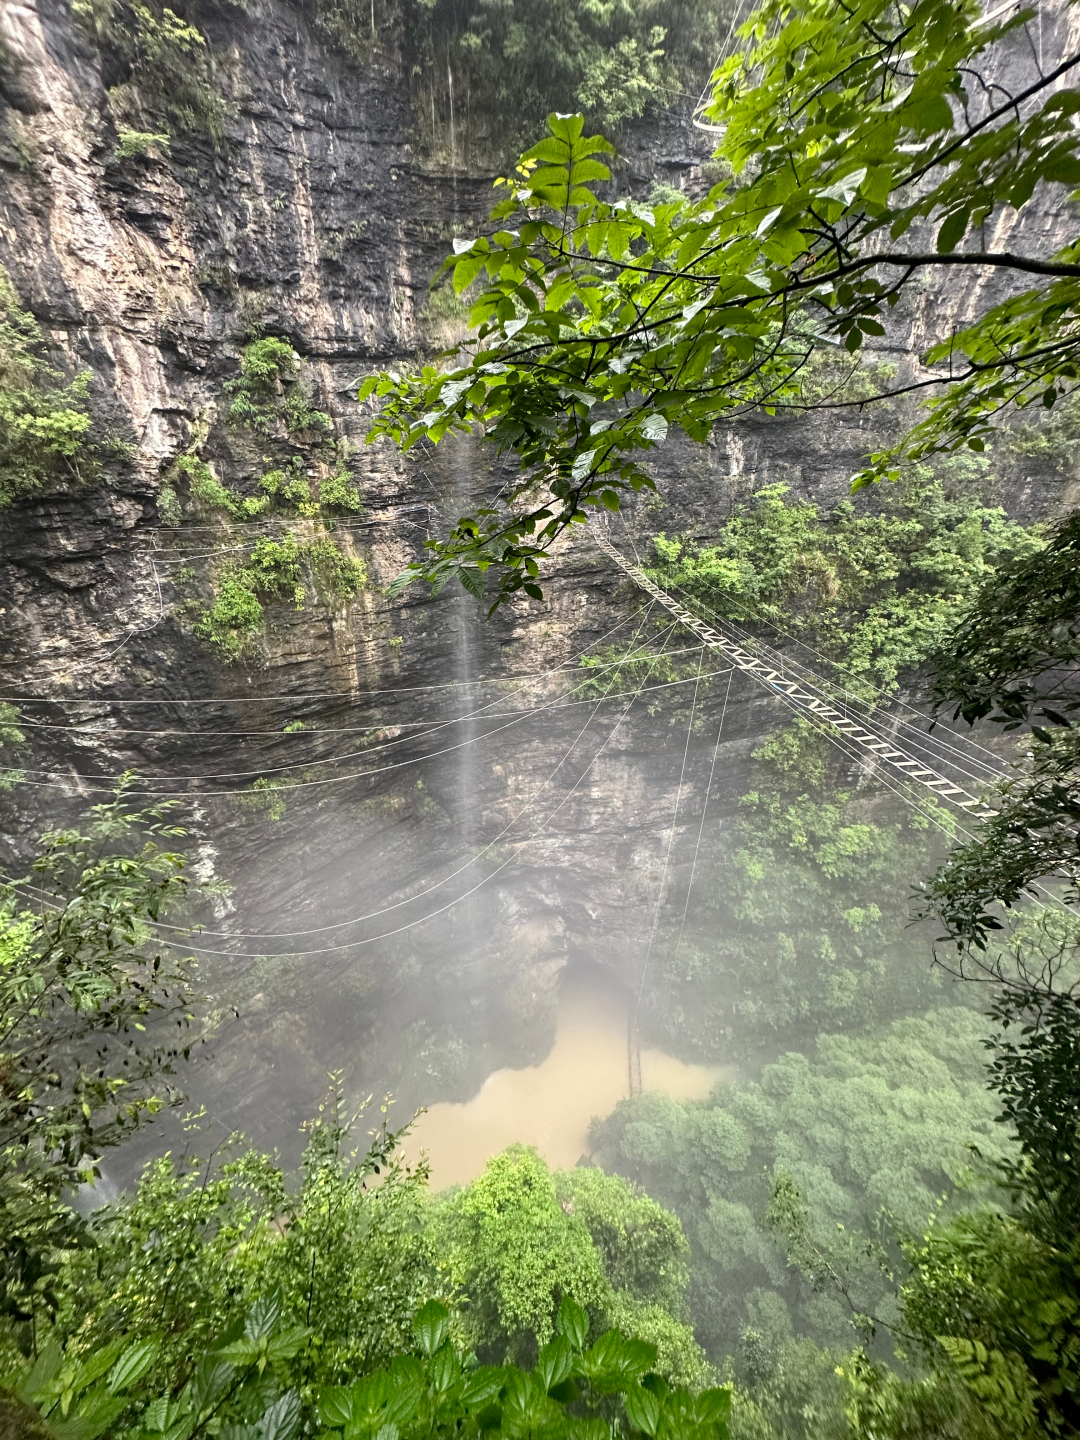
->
[[595, 531, 996, 822]]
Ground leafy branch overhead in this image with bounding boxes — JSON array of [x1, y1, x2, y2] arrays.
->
[[361, 0, 1080, 605]]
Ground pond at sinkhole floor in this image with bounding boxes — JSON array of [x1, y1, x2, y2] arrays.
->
[[405, 966, 736, 1189]]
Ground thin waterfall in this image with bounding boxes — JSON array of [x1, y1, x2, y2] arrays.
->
[[449, 436, 479, 886]]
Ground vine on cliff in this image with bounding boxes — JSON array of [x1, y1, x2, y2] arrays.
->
[[0, 269, 96, 508], [163, 339, 368, 662], [73, 0, 223, 142]]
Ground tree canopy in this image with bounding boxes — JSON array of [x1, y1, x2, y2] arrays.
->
[[361, 0, 1080, 606]]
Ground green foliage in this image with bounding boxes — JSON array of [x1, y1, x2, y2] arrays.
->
[[238, 774, 303, 821], [430, 1149, 709, 1387], [8, 1294, 731, 1440], [920, 509, 1080, 972], [1000, 391, 1080, 478], [919, 731, 1080, 956], [649, 475, 1039, 697], [362, 0, 1080, 604], [314, 1297, 729, 1440], [319, 467, 365, 514], [67, 1090, 439, 1397], [2, 1332, 163, 1440], [73, 0, 221, 139], [307, 537, 368, 603], [431, 1146, 612, 1363], [628, 477, 1042, 1049], [179, 455, 261, 519], [114, 129, 170, 160], [0, 702, 25, 792], [226, 340, 330, 440], [823, 1348, 1005, 1440], [193, 536, 305, 660], [988, 990, 1080, 1232], [187, 529, 367, 660], [0, 268, 94, 507], [928, 508, 1079, 728], [0, 781, 203, 1341], [3, 1088, 719, 1433], [322, 0, 727, 159], [555, 1169, 690, 1316], [155, 481, 181, 526], [900, 1209, 1078, 1436], [167, 343, 366, 661], [589, 1008, 1010, 1359]]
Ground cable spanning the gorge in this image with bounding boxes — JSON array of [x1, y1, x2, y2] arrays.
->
[[594, 530, 997, 822]]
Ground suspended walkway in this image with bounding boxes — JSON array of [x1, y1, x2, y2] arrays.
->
[[595, 531, 997, 823]]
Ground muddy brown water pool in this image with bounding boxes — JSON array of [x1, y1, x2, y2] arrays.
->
[[405, 967, 735, 1189]]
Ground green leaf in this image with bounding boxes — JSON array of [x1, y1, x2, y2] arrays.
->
[[536, 1337, 572, 1393], [578, 1331, 657, 1393], [49, 1397, 127, 1440], [429, 1347, 459, 1396], [546, 112, 585, 143], [623, 1384, 661, 1435], [905, 93, 953, 132], [319, 1387, 354, 1429], [414, 1300, 450, 1357], [936, 209, 970, 254], [460, 1368, 507, 1411], [457, 566, 487, 600], [189, 1358, 236, 1420], [107, 1339, 160, 1395], [245, 1295, 283, 1342], [695, 1387, 733, 1427], [1043, 155, 1080, 184], [557, 1297, 588, 1350], [257, 1392, 302, 1440]]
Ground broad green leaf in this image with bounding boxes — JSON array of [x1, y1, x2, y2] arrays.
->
[[695, 1387, 733, 1427], [257, 1392, 302, 1440], [460, 1367, 507, 1410], [189, 1358, 236, 1420], [107, 1339, 160, 1395], [557, 1297, 588, 1350], [536, 1337, 572, 1393], [414, 1300, 450, 1357], [578, 1331, 657, 1392], [319, 1387, 354, 1428], [936, 209, 970, 254], [623, 1384, 662, 1435]]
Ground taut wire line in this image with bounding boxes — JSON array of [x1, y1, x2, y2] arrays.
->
[[0, 603, 653, 706], [10, 625, 678, 798], [671, 666, 735, 976], [12, 631, 681, 788], [10, 647, 711, 737], [169, 616, 685, 959], [630, 643, 707, 1069], [152, 610, 668, 944], [661, 572, 1008, 773]]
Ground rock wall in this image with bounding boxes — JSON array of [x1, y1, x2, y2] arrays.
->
[[0, 0, 1074, 1158]]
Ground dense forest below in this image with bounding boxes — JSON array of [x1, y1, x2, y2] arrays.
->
[[1, 0, 1080, 1437]]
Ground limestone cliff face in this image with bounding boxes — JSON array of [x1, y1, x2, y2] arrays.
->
[[0, 0, 1073, 1155]]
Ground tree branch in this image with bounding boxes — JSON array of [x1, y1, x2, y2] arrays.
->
[[873, 251, 1080, 279]]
